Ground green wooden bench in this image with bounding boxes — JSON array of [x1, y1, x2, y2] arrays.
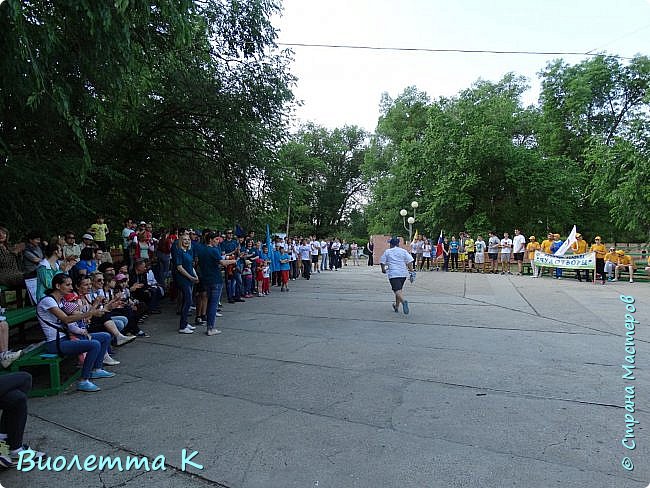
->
[[5, 306, 36, 328], [3, 343, 81, 397]]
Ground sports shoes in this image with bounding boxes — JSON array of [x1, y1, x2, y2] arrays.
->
[[90, 369, 116, 379], [630, 279, 634, 283], [392, 303, 398, 313], [137, 330, 151, 338], [195, 317, 206, 325], [0, 350, 22, 369], [258, 293, 263, 297], [189, 305, 196, 312], [178, 326, 194, 334], [10, 445, 45, 462], [206, 329, 222, 336], [611, 278, 617, 282], [215, 312, 223, 317], [103, 354, 120, 366], [402, 300, 410, 315], [77, 380, 101, 392], [115, 335, 136, 346], [0, 454, 16, 468], [187, 324, 196, 331]]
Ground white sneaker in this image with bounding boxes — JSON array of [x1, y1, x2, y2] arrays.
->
[[206, 329, 222, 336], [103, 354, 120, 366], [0, 350, 22, 369], [115, 335, 136, 347], [215, 312, 223, 317], [187, 324, 196, 331], [178, 326, 194, 334], [630, 279, 634, 283]]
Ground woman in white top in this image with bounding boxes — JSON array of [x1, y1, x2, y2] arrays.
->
[[421, 239, 432, 271], [36, 273, 115, 392]]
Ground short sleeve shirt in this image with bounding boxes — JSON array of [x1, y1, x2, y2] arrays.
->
[[380, 247, 414, 279], [196, 244, 223, 286], [37, 296, 66, 342], [172, 245, 196, 286]]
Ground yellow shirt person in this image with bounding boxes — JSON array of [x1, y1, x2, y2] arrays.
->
[[526, 237, 540, 260], [540, 233, 553, 254]]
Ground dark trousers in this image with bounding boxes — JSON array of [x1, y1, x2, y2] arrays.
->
[[0, 372, 31, 450], [290, 260, 299, 279], [302, 260, 311, 279], [450, 253, 459, 270], [178, 282, 193, 329], [595, 258, 605, 283]]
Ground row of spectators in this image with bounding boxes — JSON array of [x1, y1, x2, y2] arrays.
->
[[404, 230, 647, 283]]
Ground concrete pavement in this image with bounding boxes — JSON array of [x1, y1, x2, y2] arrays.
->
[[4, 265, 650, 487]]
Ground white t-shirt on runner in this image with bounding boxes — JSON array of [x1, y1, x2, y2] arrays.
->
[[380, 247, 414, 279], [512, 234, 526, 253]]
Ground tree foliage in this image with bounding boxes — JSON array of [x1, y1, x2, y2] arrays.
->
[[270, 123, 368, 237], [1, 0, 295, 237], [364, 56, 650, 241]]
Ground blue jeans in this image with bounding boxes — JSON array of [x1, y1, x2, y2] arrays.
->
[[45, 333, 111, 379], [320, 253, 328, 270], [228, 273, 242, 299], [110, 315, 127, 332], [179, 282, 193, 329], [206, 283, 223, 330]]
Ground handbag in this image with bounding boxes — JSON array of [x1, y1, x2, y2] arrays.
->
[[36, 300, 71, 358]]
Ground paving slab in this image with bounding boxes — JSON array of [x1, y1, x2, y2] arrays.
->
[[7, 266, 650, 487]]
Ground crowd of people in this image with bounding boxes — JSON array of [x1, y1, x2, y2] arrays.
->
[[401, 230, 647, 284], [0, 220, 371, 393]]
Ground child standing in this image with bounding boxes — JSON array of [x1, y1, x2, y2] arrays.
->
[[255, 257, 265, 297], [262, 263, 271, 295], [242, 261, 254, 298], [279, 249, 290, 291]]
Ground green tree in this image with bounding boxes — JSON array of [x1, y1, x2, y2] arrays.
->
[[272, 124, 368, 236], [0, 0, 295, 237], [539, 54, 650, 238]]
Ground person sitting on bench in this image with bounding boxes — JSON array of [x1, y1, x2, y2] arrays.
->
[[36, 274, 117, 392], [0, 320, 21, 369], [0, 372, 44, 468]]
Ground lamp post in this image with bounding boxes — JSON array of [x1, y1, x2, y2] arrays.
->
[[400, 201, 419, 242]]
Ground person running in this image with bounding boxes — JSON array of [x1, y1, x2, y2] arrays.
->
[[380, 237, 415, 315]]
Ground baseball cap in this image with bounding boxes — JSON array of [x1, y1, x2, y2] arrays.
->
[[115, 273, 128, 281], [82, 233, 94, 240]]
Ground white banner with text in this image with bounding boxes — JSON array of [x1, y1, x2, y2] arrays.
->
[[534, 251, 596, 269]]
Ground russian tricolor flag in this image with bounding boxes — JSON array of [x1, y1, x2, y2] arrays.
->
[[435, 230, 444, 258]]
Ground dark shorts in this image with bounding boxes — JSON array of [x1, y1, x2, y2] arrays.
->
[[311, 255, 319, 263], [488, 253, 498, 261], [514, 252, 524, 261], [467, 252, 475, 262], [389, 277, 407, 292]]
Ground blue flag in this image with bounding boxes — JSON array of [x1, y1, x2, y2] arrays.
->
[[266, 224, 274, 272]]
